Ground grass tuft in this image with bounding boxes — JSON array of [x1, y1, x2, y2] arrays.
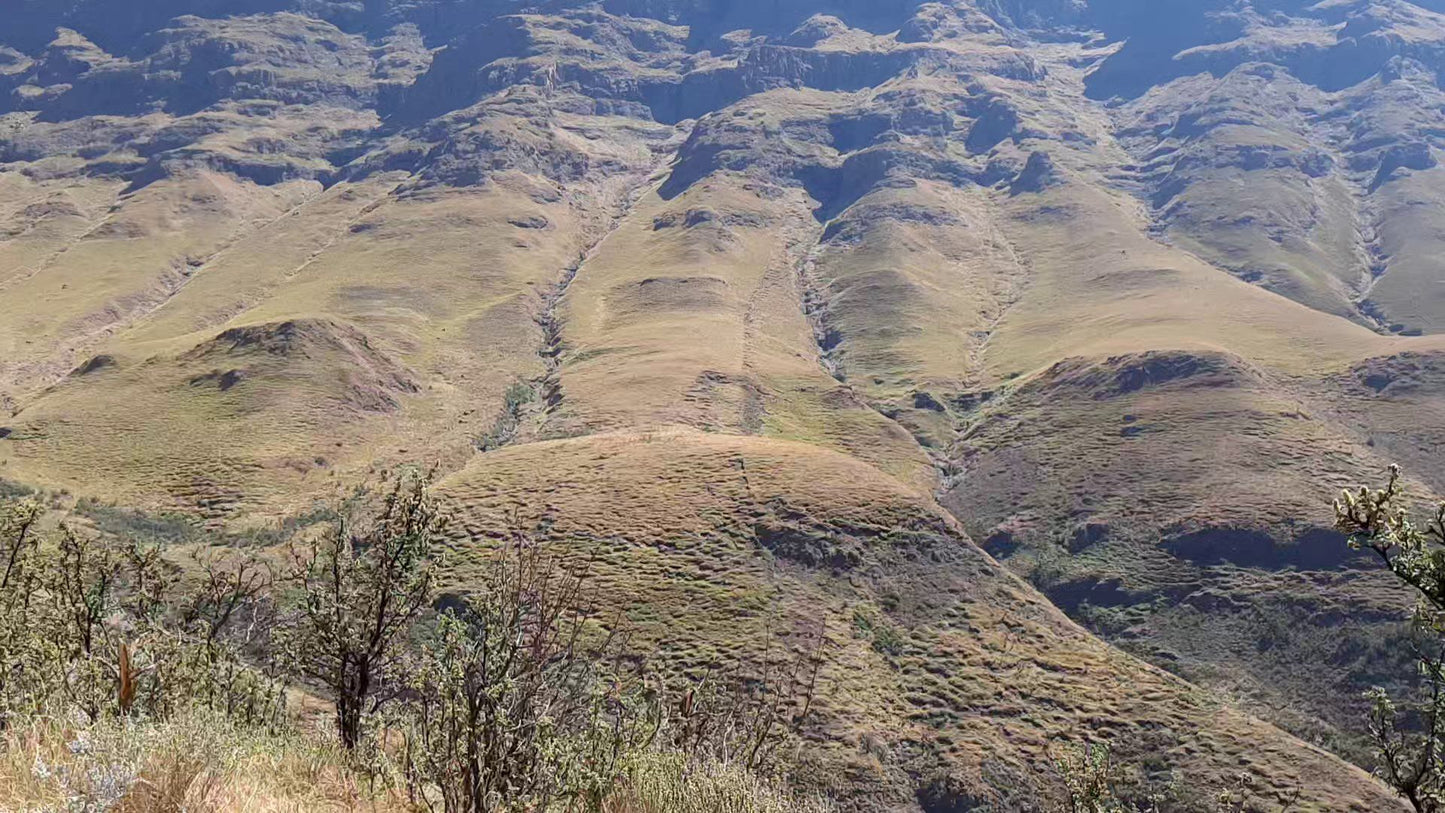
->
[[0, 710, 403, 813], [606, 754, 834, 813]]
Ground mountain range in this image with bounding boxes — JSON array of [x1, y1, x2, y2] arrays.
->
[[6, 0, 1445, 808]]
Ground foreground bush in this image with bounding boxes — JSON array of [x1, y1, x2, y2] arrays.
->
[[0, 497, 281, 730], [397, 542, 659, 812], [1336, 465, 1445, 813], [278, 470, 443, 751], [394, 537, 825, 812]]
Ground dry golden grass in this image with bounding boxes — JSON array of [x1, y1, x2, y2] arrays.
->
[[7, 26, 1445, 521], [5, 5, 1445, 808], [1367, 167, 1445, 335], [0, 170, 319, 399], [604, 755, 834, 813], [0, 710, 405, 813], [0, 709, 836, 813], [552, 170, 936, 491], [0, 146, 667, 516]]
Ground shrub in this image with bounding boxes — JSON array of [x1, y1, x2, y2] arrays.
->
[[1052, 742, 1152, 813], [0, 499, 281, 729], [394, 538, 827, 812], [666, 617, 825, 776], [276, 469, 444, 749], [1335, 465, 1445, 813], [477, 382, 536, 451], [397, 543, 659, 812], [1, 477, 833, 812]]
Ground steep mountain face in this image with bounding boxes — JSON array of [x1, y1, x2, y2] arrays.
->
[[3, 0, 1445, 807]]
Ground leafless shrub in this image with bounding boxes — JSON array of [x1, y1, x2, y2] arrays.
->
[[2, 478, 835, 812], [276, 468, 444, 750], [398, 541, 658, 812], [668, 616, 826, 776], [395, 536, 828, 812]]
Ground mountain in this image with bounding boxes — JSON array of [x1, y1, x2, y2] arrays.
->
[[4, 0, 1445, 807]]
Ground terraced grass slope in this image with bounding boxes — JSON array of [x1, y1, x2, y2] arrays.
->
[[434, 429, 1398, 810], [5, 0, 1445, 806]]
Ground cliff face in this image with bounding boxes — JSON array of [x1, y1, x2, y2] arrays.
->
[[4, 1, 1445, 807]]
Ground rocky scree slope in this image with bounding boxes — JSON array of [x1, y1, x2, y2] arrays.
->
[[3, 0, 1445, 808]]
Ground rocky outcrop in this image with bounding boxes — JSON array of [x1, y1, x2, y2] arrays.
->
[[1008, 149, 1058, 193], [1036, 350, 1262, 399], [181, 318, 419, 412]]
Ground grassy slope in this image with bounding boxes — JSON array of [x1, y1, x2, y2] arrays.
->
[[0, 110, 676, 513], [437, 429, 1401, 810]]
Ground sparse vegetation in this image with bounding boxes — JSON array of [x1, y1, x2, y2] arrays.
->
[[1049, 740, 1304, 813], [0, 477, 831, 811], [396, 541, 655, 812], [851, 606, 904, 657], [72, 498, 200, 547], [5, 4, 1445, 808], [477, 382, 538, 452], [602, 754, 834, 813], [0, 495, 282, 732], [2, 706, 399, 812], [1049, 742, 1177, 813], [0, 478, 33, 501], [1053, 742, 1147, 813]]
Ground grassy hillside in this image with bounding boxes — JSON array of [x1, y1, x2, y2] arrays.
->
[[5, 0, 1445, 806], [431, 428, 1401, 809]]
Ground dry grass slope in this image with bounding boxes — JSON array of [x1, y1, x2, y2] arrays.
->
[[435, 428, 1402, 810]]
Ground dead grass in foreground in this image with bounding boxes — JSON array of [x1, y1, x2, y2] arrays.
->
[[0, 709, 400, 812], [0, 709, 834, 813]]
